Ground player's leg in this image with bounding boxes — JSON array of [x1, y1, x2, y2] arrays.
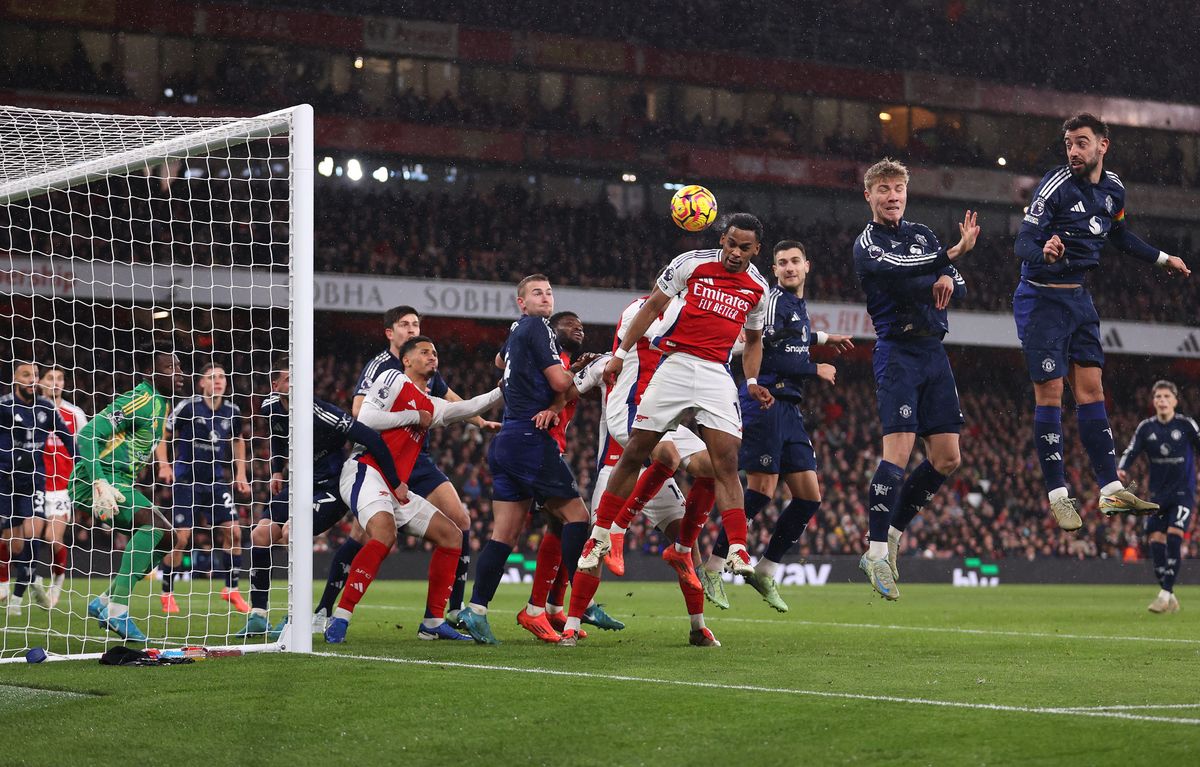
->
[[22, 508, 51, 608], [98, 488, 173, 641], [1164, 520, 1187, 612], [161, 482, 194, 614], [43, 492, 71, 608], [413, 509, 471, 641], [883, 431, 960, 583], [1146, 515, 1172, 612], [695, 422, 755, 579], [8, 513, 38, 612], [606, 439, 680, 537], [0, 518, 21, 611], [238, 518, 284, 636], [325, 504, 396, 644], [314, 515, 367, 625], [519, 511, 564, 641], [419, 479, 472, 624], [583, 426, 666, 571], [211, 484, 247, 610]]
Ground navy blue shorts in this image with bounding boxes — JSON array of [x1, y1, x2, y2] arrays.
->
[[409, 452, 450, 497], [873, 337, 963, 437], [1012, 281, 1104, 382], [1144, 498, 1194, 534], [738, 392, 817, 475], [0, 485, 36, 530], [265, 481, 347, 537], [172, 481, 237, 528], [487, 428, 579, 503]]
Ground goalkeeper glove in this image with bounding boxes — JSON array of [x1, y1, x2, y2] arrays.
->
[[92, 479, 126, 523]]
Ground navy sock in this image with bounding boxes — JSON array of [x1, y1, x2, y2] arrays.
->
[[1164, 534, 1183, 592], [161, 561, 174, 593], [250, 544, 271, 611], [1077, 401, 1118, 488], [317, 538, 362, 614], [891, 460, 948, 532], [713, 488, 771, 558], [763, 498, 820, 562], [1151, 541, 1168, 588], [868, 461, 905, 542], [212, 549, 231, 588], [447, 529, 470, 613], [559, 521, 588, 583], [1033, 405, 1067, 494], [468, 540, 513, 609], [227, 554, 242, 589], [11, 545, 33, 597]]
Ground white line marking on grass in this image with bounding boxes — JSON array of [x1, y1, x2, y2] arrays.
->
[[354, 604, 1200, 645], [1044, 703, 1200, 712], [311, 651, 1200, 727]]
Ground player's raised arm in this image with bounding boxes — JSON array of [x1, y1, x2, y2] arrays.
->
[[356, 370, 431, 431], [1109, 206, 1191, 276], [430, 388, 504, 428], [1116, 420, 1149, 484]]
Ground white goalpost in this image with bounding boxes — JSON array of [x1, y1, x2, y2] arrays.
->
[[0, 104, 313, 661]]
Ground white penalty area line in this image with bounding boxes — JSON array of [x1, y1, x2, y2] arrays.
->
[[355, 604, 1200, 646], [311, 651, 1200, 727]]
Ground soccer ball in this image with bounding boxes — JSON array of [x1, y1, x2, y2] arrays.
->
[[670, 185, 718, 232]]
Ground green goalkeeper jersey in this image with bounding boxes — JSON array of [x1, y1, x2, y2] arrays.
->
[[72, 381, 169, 481]]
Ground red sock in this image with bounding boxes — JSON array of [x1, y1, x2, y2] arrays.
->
[[720, 508, 748, 548], [594, 491, 626, 529], [336, 539, 389, 614], [679, 478, 716, 548], [529, 530, 562, 608], [426, 546, 461, 619], [549, 566, 569, 608], [614, 461, 675, 529], [679, 578, 704, 616], [51, 544, 68, 577], [568, 571, 601, 619], [0, 540, 8, 581]]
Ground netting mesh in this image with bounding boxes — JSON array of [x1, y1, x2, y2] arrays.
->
[[0, 106, 298, 659]]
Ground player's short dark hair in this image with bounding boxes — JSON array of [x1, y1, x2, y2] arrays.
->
[[11, 359, 38, 375], [271, 355, 289, 382], [517, 274, 550, 298], [1153, 379, 1179, 396], [384, 306, 420, 327], [399, 335, 435, 361], [1062, 113, 1108, 139], [199, 361, 226, 376], [549, 311, 579, 329], [773, 240, 807, 259], [722, 213, 764, 243]]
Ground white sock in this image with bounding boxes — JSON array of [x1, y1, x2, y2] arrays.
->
[[1100, 480, 1123, 496], [888, 525, 903, 540], [689, 613, 705, 630], [422, 617, 444, 628], [609, 524, 626, 535], [703, 554, 725, 573], [98, 593, 110, 607], [468, 602, 488, 615], [107, 602, 128, 618], [754, 557, 781, 580], [51, 573, 65, 589], [546, 604, 563, 615], [1160, 588, 1173, 600], [868, 540, 889, 559], [332, 607, 352, 621], [251, 607, 268, 618], [565, 616, 582, 632], [591, 527, 611, 543], [525, 603, 546, 617], [1048, 487, 1070, 503], [674, 542, 692, 554], [588, 599, 597, 609]]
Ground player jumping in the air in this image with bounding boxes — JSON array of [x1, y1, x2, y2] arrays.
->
[[854, 159, 976, 600], [236, 358, 409, 640], [324, 336, 502, 644], [1118, 380, 1200, 613], [568, 213, 774, 646], [702, 240, 853, 612], [155, 362, 251, 614], [37, 365, 87, 609], [1, 360, 75, 614], [77, 350, 185, 641], [1016, 113, 1190, 530]]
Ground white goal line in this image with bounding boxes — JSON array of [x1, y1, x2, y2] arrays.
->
[[312, 651, 1200, 727]]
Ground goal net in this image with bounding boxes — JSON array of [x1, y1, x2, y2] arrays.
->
[[0, 105, 313, 661]]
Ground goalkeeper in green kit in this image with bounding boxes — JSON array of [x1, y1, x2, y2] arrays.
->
[[73, 350, 184, 641]]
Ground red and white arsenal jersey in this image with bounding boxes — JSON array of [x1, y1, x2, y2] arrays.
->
[[547, 350, 577, 454], [43, 400, 86, 492], [355, 369, 451, 488], [573, 353, 618, 469], [653, 249, 769, 363]]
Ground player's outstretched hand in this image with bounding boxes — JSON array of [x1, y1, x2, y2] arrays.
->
[[533, 409, 560, 430], [603, 354, 624, 386], [1043, 234, 1065, 263], [392, 481, 410, 505], [156, 462, 174, 484], [816, 363, 837, 385], [748, 382, 775, 409], [417, 409, 433, 430], [1164, 256, 1191, 277], [570, 352, 599, 374], [92, 479, 125, 523], [270, 472, 284, 495], [234, 476, 251, 497], [478, 419, 502, 431], [932, 274, 955, 310], [949, 210, 980, 259], [825, 334, 854, 353]]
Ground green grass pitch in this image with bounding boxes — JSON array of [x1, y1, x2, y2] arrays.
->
[[1, 580, 1198, 765]]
